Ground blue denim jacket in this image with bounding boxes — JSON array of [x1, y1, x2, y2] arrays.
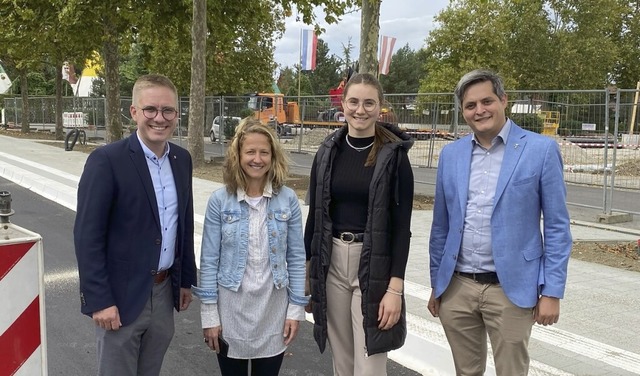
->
[[193, 185, 309, 307]]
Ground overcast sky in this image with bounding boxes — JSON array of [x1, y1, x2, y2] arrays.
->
[[273, 0, 450, 70]]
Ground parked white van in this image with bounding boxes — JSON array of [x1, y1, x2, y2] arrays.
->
[[210, 116, 241, 142]]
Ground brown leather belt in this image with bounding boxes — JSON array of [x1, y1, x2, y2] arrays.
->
[[153, 269, 170, 284], [455, 271, 500, 284]]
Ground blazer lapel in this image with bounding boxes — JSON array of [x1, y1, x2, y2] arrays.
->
[[493, 124, 526, 208], [457, 138, 473, 214], [129, 133, 161, 231], [168, 147, 185, 217]]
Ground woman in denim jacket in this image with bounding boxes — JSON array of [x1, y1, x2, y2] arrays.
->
[[193, 119, 308, 376]]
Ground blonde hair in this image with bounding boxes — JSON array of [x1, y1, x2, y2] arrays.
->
[[132, 74, 178, 107], [222, 118, 290, 194]]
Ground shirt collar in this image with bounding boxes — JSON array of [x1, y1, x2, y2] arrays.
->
[[471, 118, 511, 147], [236, 181, 273, 202], [138, 137, 170, 160]]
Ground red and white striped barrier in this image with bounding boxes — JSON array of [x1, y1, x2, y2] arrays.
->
[[558, 142, 639, 148], [0, 225, 47, 376]]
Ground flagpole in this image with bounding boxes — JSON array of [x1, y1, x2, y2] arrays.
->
[[298, 29, 303, 108], [377, 34, 382, 80]]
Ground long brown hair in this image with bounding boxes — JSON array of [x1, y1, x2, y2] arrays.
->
[[343, 73, 400, 166]]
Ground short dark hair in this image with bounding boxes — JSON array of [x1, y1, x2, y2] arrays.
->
[[454, 69, 506, 107]]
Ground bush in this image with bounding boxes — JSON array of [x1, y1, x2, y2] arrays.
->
[[562, 120, 584, 135], [223, 117, 240, 139], [239, 108, 254, 119], [510, 114, 544, 133]]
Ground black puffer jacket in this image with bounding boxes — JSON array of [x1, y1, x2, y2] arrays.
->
[[306, 122, 413, 356]]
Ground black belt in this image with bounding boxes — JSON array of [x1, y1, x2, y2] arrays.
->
[[333, 231, 364, 243], [455, 271, 500, 284]]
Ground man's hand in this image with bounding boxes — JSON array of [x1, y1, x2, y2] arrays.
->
[[427, 290, 440, 318], [283, 319, 299, 345], [180, 288, 193, 310], [92, 305, 121, 331], [534, 296, 560, 326]]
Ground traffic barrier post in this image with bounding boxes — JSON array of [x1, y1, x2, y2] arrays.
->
[[0, 191, 48, 376]]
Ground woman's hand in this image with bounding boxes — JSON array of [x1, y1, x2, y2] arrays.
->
[[203, 326, 223, 353], [283, 319, 299, 345], [378, 292, 402, 330]]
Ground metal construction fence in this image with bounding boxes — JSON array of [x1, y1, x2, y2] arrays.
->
[[3, 89, 640, 197]]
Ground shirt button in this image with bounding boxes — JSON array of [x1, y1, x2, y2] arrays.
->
[[155, 239, 161, 245], [272, 231, 277, 237], [272, 247, 277, 253]]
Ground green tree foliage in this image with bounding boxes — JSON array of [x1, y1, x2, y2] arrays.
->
[[380, 44, 424, 94], [612, 1, 640, 88], [277, 67, 298, 96], [304, 39, 343, 95], [420, 0, 638, 92]]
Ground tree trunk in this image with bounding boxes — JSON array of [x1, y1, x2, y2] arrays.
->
[[103, 16, 122, 143], [55, 60, 64, 140], [188, 0, 207, 168], [20, 73, 29, 134], [359, 0, 381, 75]]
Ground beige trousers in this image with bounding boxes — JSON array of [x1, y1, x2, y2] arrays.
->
[[326, 237, 387, 376], [439, 273, 534, 376]]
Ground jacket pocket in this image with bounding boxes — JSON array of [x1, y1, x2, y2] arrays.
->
[[273, 209, 291, 235], [512, 174, 537, 186], [221, 210, 241, 248], [523, 248, 543, 261]]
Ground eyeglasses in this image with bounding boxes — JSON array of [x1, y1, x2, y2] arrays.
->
[[344, 98, 378, 112], [139, 106, 178, 121]]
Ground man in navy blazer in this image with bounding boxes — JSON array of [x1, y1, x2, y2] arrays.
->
[[74, 74, 196, 375], [428, 70, 572, 375]]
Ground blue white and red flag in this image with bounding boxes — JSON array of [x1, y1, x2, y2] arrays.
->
[[300, 29, 317, 71]]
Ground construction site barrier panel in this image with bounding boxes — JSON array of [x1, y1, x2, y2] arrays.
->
[[0, 223, 47, 376]]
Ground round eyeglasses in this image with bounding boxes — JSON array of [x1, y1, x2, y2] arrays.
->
[[344, 98, 378, 112], [139, 106, 178, 121]]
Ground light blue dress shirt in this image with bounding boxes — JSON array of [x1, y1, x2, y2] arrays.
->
[[139, 139, 178, 271], [457, 120, 511, 273]]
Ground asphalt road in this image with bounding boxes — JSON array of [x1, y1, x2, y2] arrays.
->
[[2, 177, 420, 376]]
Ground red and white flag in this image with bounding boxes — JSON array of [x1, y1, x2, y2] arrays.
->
[[378, 35, 397, 75], [300, 29, 317, 71]]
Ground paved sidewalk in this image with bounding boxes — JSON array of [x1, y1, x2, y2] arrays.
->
[[1, 135, 640, 375]]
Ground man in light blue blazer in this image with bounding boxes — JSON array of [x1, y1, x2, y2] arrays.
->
[[427, 69, 572, 376]]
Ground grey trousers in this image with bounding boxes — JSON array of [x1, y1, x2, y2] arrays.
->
[[95, 278, 175, 376]]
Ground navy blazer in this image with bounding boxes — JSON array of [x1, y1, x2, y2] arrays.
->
[[74, 132, 196, 326], [429, 122, 572, 308]]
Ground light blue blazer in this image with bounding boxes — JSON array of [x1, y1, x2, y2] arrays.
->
[[429, 122, 572, 308]]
